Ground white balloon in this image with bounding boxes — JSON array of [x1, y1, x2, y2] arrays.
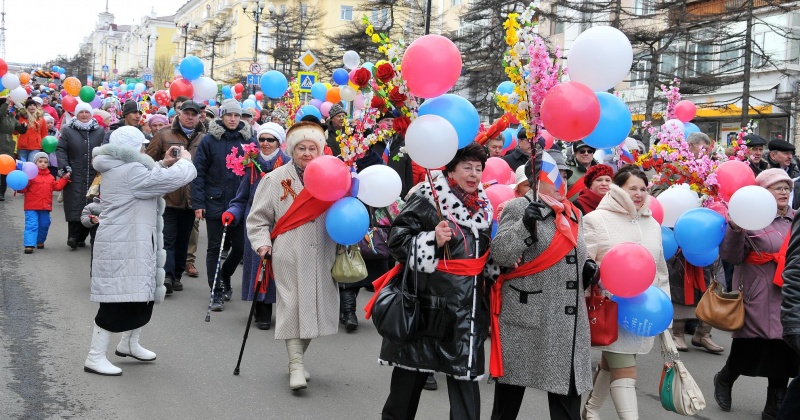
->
[[664, 119, 685, 137], [133, 83, 146, 95], [657, 186, 700, 228], [567, 26, 633, 91], [728, 186, 777, 231], [248, 94, 256, 100], [357, 165, 402, 207], [340, 85, 357, 102], [191, 76, 217, 101], [343, 50, 360, 70], [405, 115, 458, 169], [2, 73, 20, 90], [8, 87, 27, 104], [60, 74, 66, 80]]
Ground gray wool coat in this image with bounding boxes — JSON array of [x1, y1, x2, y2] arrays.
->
[[491, 192, 593, 396]]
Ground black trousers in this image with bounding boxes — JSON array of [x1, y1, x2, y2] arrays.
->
[[382, 368, 480, 420], [163, 207, 195, 281], [0, 174, 6, 197], [68, 221, 91, 242], [491, 376, 580, 420], [205, 218, 244, 292]]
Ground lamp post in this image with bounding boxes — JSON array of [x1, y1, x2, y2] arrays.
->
[[243, 0, 274, 94], [175, 21, 194, 58]]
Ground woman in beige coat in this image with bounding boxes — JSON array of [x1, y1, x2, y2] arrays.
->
[[246, 122, 338, 391], [581, 165, 670, 420]]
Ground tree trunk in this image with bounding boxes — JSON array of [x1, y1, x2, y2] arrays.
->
[[740, 0, 754, 127], [642, 46, 660, 148]]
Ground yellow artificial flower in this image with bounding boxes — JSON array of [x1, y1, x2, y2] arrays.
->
[[372, 34, 380, 43], [365, 25, 374, 36]]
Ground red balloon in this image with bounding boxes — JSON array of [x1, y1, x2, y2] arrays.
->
[[485, 184, 515, 220], [24, 85, 31, 94], [254, 91, 264, 101], [304, 156, 352, 201], [118, 80, 124, 85], [0, 58, 8, 77], [649, 196, 664, 225], [599, 242, 656, 298], [401, 34, 462, 98], [169, 78, 194, 99], [234, 83, 244, 93], [715, 160, 756, 201], [62, 95, 78, 113], [482, 157, 513, 185], [675, 100, 697, 123], [234, 93, 242, 100], [541, 82, 601, 142], [540, 129, 555, 150], [48, 83, 56, 89]]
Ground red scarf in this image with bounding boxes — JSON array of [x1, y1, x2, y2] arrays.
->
[[682, 257, 706, 305], [575, 188, 603, 214], [566, 176, 586, 198], [744, 232, 791, 287]]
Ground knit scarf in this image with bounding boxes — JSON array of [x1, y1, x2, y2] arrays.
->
[[575, 188, 604, 214], [293, 161, 306, 184], [447, 177, 484, 216], [180, 124, 194, 137], [71, 118, 98, 131]]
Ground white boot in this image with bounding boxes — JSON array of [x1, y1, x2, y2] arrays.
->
[[301, 339, 311, 381], [115, 328, 156, 361], [583, 367, 611, 419], [610, 378, 639, 420], [286, 338, 307, 390], [84, 323, 122, 376]]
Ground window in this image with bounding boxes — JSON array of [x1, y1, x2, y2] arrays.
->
[[340, 5, 353, 21], [372, 8, 389, 28], [630, 52, 651, 87], [550, 5, 564, 35], [580, 11, 592, 33], [300, 3, 307, 17], [280, 5, 286, 15], [719, 41, 742, 73], [452, 0, 461, 5], [660, 47, 679, 77], [633, 0, 653, 15], [685, 43, 712, 77]]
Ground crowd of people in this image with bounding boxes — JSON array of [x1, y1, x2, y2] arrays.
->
[[3, 83, 800, 420]]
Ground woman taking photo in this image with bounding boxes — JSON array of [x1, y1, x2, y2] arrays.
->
[[582, 165, 669, 420], [379, 142, 494, 420], [246, 121, 337, 391], [572, 164, 613, 215], [715, 168, 798, 419]]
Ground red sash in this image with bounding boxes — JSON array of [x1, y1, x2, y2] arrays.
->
[[566, 176, 586, 198], [745, 232, 791, 287], [683, 258, 706, 305]]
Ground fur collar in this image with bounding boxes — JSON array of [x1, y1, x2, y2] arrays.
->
[[92, 142, 156, 170], [207, 118, 253, 141], [596, 184, 652, 220], [416, 176, 492, 238]]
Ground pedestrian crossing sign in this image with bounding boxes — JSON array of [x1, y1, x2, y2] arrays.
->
[[298, 72, 317, 93]]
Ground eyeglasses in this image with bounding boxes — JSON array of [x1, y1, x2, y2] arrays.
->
[[771, 186, 792, 194], [576, 148, 596, 155], [258, 136, 279, 143]]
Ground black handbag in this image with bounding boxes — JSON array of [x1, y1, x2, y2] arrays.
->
[[371, 238, 420, 344], [359, 207, 392, 260]]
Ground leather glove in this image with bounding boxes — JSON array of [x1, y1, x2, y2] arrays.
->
[[65, 165, 72, 174], [522, 201, 548, 232], [221, 211, 235, 226], [785, 334, 800, 356], [582, 259, 600, 289]]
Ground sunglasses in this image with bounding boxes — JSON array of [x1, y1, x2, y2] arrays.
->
[[258, 136, 279, 143], [576, 148, 596, 154]]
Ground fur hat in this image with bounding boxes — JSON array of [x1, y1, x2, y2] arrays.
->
[[110, 126, 147, 150], [329, 103, 346, 118], [756, 168, 793, 190], [219, 99, 242, 116], [583, 164, 614, 187], [257, 122, 286, 145], [74, 102, 92, 115], [285, 121, 325, 155], [32, 152, 49, 163]]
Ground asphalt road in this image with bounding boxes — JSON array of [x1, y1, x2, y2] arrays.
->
[[0, 193, 779, 419]]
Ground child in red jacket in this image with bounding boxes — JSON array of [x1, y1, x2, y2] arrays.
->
[[17, 152, 70, 253]]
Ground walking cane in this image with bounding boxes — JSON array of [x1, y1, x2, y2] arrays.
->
[[234, 257, 269, 375], [205, 223, 229, 322]]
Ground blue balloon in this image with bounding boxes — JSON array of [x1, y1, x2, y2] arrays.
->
[[674, 208, 727, 254], [502, 127, 516, 148], [7, 170, 28, 190], [418, 94, 480, 149], [612, 286, 674, 337], [491, 220, 499, 239], [128, 83, 136, 91], [661, 227, 678, 260], [684, 122, 701, 137], [260, 71, 288, 99], [326, 197, 370, 245], [363, 62, 375, 74], [208, 99, 216, 106], [582, 92, 633, 149], [332, 68, 349, 86], [0, 80, 4, 91], [496, 81, 515, 95], [167, 109, 176, 118], [296, 105, 322, 122], [51, 65, 58, 71], [242, 99, 256, 109], [179, 56, 204, 81], [310, 82, 328, 101], [684, 247, 719, 267], [221, 86, 232, 99]]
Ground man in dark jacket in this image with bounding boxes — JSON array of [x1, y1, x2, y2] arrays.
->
[[766, 139, 800, 178], [0, 97, 26, 201], [325, 103, 346, 156], [146, 101, 206, 294], [102, 100, 142, 144], [502, 127, 532, 171], [781, 216, 800, 418], [192, 99, 255, 311], [744, 134, 769, 176], [565, 140, 598, 201]]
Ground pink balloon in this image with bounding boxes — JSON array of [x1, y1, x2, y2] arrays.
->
[[707, 201, 729, 220], [321, 101, 333, 117], [401, 34, 462, 98], [541, 82, 601, 142], [353, 93, 366, 110], [309, 98, 323, 109], [675, 100, 697, 123], [304, 156, 352, 201], [348, 68, 358, 84], [540, 129, 555, 150], [600, 242, 656, 298], [716, 160, 756, 201], [649, 196, 664, 225], [485, 184, 515, 220], [482, 157, 513, 185]]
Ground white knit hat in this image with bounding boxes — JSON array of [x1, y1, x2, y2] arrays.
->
[[75, 102, 92, 115], [285, 121, 325, 155], [110, 126, 147, 150], [257, 122, 286, 145]]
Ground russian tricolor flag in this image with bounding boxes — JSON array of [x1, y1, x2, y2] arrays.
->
[[539, 151, 565, 192], [620, 147, 635, 164]]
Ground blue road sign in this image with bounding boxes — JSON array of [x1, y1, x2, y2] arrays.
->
[[247, 74, 261, 86], [142, 74, 153, 82], [298, 72, 317, 93], [102, 65, 109, 72]]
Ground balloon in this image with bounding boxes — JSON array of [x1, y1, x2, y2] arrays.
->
[[356, 165, 402, 207], [340, 85, 357, 102], [600, 242, 656, 298], [191, 77, 217, 101], [540, 82, 601, 141], [154, 90, 171, 106], [417, 94, 480, 149], [673, 208, 727, 254], [684, 122, 701, 137], [233, 83, 244, 94], [343, 50, 360, 69], [0, 58, 7, 76], [133, 83, 146, 95], [353, 93, 366, 110], [18, 72, 30, 85], [496, 81, 515, 95], [59, 74, 65, 80], [254, 92, 263, 101], [260, 71, 288, 99], [304, 156, 351, 201], [1, 73, 19, 90], [179, 56, 204, 81], [61, 95, 78, 113], [9, 87, 28, 104], [485, 184, 515, 219], [326, 197, 370, 245], [296, 105, 322, 121], [540, 129, 555, 150], [78, 86, 96, 103], [482, 157, 513, 184], [90, 96, 102, 109], [684, 247, 719, 267], [491, 220, 498, 239], [6, 170, 28, 190], [22, 162, 38, 179], [0, 154, 15, 174], [728, 186, 778, 231], [221, 85, 232, 99], [661, 227, 678, 260], [309, 98, 323, 109], [169, 78, 194, 98], [332, 68, 349, 85], [716, 160, 756, 200], [649, 196, 664, 225], [582, 92, 633, 149], [657, 186, 700, 228], [321, 101, 333, 117], [401, 35, 462, 98], [311, 82, 328, 101], [325, 87, 341, 104], [242, 99, 256, 109], [502, 128, 516, 148], [567, 26, 633, 91], [675, 100, 697, 123], [405, 115, 459, 169], [613, 286, 673, 337], [663, 119, 685, 138], [502, 138, 517, 155], [362, 62, 375, 74], [41, 136, 58, 154], [48, 83, 56, 89], [63, 77, 82, 96], [707, 201, 729, 220]]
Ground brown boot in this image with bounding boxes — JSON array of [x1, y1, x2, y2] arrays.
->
[[184, 262, 199, 278], [672, 319, 688, 352], [692, 321, 724, 354]]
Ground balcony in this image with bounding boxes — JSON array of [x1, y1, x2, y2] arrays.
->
[[221, 0, 232, 13], [672, 0, 795, 23]]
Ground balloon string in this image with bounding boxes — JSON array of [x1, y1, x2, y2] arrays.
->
[[426, 169, 451, 260], [448, 213, 472, 257]]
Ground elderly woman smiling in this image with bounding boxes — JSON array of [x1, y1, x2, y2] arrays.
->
[[573, 164, 614, 215]]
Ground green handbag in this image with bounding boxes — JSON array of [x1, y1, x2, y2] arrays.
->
[[332, 244, 368, 283]]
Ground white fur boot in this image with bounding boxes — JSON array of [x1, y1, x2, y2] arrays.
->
[[286, 338, 307, 390], [610, 378, 639, 420], [84, 323, 122, 376], [115, 328, 156, 361], [583, 367, 611, 419]]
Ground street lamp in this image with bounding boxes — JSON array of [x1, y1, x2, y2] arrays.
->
[[242, 0, 274, 63], [175, 21, 195, 58], [143, 28, 158, 69]]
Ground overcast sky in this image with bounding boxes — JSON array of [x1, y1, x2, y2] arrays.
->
[[5, 0, 188, 64]]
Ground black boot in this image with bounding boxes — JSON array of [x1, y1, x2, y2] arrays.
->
[[254, 302, 272, 330], [714, 371, 734, 412], [340, 288, 359, 332], [762, 387, 786, 419]]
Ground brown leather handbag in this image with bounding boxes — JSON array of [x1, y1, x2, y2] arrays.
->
[[695, 280, 744, 331]]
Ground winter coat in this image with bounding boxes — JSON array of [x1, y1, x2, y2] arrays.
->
[[750, 159, 768, 177], [379, 176, 496, 380], [386, 134, 413, 199], [227, 150, 290, 302], [56, 120, 105, 222], [15, 110, 48, 150], [80, 197, 102, 228], [246, 162, 338, 339], [145, 118, 206, 209], [490, 193, 593, 395], [325, 127, 342, 157], [502, 147, 529, 171], [720, 210, 794, 340], [0, 101, 25, 156], [583, 184, 670, 355], [782, 217, 800, 339], [18, 168, 69, 211], [766, 155, 800, 179], [90, 143, 197, 303], [566, 157, 597, 201], [191, 119, 255, 219], [102, 120, 140, 144]]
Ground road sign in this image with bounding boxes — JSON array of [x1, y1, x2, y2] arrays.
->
[[144, 67, 152, 74], [298, 72, 317, 93], [102, 65, 109, 72], [113, 68, 118, 74], [249, 62, 262, 74], [247, 74, 261, 86], [298, 50, 317, 70], [142, 74, 153, 82]]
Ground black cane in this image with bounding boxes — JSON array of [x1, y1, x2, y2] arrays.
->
[[234, 257, 269, 375]]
